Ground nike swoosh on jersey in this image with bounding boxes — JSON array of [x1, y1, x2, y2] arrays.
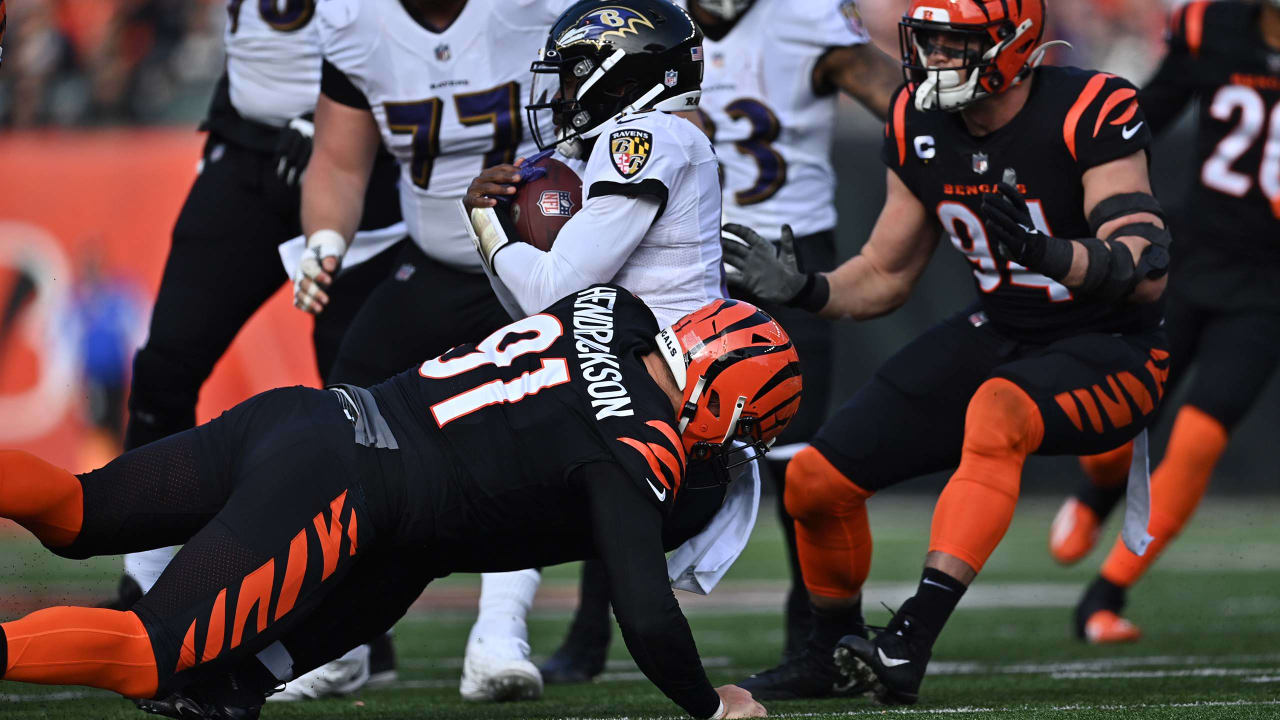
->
[[878, 647, 911, 668], [1122, 122, 1144, 140], [646, 478, 667, 502]]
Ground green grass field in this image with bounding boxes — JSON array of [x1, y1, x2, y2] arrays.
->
[[2, 495, 1278, 719]]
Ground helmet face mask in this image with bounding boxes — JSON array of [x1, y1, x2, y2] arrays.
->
[[657, 299, 803, 483], [900, 0, 1048, 113], [528, 0, 704, 158]]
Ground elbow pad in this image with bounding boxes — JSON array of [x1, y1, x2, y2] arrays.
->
[[1078, 237, 1137, 303], [1088, 192, 1172, 282]]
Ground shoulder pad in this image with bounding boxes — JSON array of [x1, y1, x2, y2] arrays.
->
[[1061, 72, 1144, 165]]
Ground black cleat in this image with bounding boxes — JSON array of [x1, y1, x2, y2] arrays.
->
[[98, 574, 143, 611], [367, 632, 398, 688], [134, 694, 260, 720], [834, 614, 930, 706], [134, 672, 266, 720], [539, 638, 609, 685], [739, 629, 871, 701], [1073, 576, 1135, 643]]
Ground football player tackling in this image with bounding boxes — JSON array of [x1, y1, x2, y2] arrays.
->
[[0, 289, 794, 720], [724, 0, 1170, 704]]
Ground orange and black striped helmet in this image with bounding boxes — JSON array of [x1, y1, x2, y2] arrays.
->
[[656, 299, 802, 463]]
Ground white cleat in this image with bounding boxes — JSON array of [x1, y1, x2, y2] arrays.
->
[[459, 640, 543, 702], [268, 644, 371, 702]]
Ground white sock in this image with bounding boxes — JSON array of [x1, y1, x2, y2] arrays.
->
[[124, 547, 179, 593], [467, 569, 541, 659]]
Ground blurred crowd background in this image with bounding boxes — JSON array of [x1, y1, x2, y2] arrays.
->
[[0, 0, 1183, 128]]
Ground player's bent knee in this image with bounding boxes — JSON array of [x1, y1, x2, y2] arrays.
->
[[963, 378, 1045, 458], [783, 447, 871, 521]]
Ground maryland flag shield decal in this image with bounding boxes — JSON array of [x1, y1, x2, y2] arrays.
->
[[610, 128, 653, 178]]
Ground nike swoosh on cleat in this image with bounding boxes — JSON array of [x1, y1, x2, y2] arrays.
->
[[1122, 122, 1144, 140], [877, 648, 911, 668], [646, 478, 667, 502]]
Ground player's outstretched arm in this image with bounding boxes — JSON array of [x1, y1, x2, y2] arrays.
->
[[583, 462, 765, 718], [814, 42, 902, 121], [295, 92, 381, 314]]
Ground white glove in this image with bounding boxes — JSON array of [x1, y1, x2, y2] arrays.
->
[[468, 206, 515, 275], [294, 229, 347, 314]]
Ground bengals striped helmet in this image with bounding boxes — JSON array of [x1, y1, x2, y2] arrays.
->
[[901, 0, 1057, 112], [656, 299, 802, 467]]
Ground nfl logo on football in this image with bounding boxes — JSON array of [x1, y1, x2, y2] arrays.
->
[[664, 69, 678, 88], [972, 152, 989, 175], [539, 190, 574, 218]]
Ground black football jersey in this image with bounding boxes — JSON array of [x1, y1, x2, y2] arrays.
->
[[884, 66, 1157, 343], [1140, 0, 1280, 309], [367, 284, 686, 572]]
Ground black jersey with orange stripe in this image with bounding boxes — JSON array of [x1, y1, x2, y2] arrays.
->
[[1140, 0, 1280, 310], [367, 284, 687, 571], [882, 65, 1157, 343]]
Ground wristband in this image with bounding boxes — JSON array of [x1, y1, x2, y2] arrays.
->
[[305, 228, 348, 260], [786, 273, 830, 313]]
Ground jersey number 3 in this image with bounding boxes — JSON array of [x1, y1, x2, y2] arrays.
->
[[419, 314, 569, 428]]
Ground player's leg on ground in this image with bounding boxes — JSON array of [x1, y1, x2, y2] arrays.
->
[[462, 569, 544, 702], [1050, 297, 1206, 566], [741, 312, 1003, 700], [842, 330, 1169, 704], [1080, 307, 1280, 642], [120, 138, 298, 608], [325, 242, 513, 386]]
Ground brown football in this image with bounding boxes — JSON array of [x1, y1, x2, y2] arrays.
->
[[510, 157, 583, 251]]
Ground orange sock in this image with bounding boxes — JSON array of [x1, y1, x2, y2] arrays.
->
[[0, 450, 82, 547], [930, 378, 1044, 573], [1079, 442, 1133, 489], [2, 607, 158, 698], [784, 447, 873, 599], [1100, 406, 1228, 587]]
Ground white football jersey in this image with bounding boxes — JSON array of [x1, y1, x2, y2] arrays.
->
[[224, 0, 323, 127], [678, 0, 870, 238], [316, 0, 571, 272], [494, 111, 724, 328]]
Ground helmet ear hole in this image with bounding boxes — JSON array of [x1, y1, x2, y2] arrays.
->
[[707, 389, 721, 419]]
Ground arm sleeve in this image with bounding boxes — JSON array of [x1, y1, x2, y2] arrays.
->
[[321, 59, 370, 110], [1067, 73, 1152, 172], [580, 462, 722, 719], [492, 193, 660, 315], [1137, 9, 1198, 136]]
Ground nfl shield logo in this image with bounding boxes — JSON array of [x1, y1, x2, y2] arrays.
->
[[539, 190, 574, 217], [972, 152, 989, 175], [664, 69, 679, 88], [435, 43, 451, 61]]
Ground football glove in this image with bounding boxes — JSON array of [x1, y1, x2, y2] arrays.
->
[[720, 224, 810, 305], [274, 112, 315, 188], [980, 182, 1073, 279]]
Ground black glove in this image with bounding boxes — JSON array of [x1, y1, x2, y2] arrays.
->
[[980, 181, 1079, 280], [274, 112, 315, 187], [721, 223, 829, 312]]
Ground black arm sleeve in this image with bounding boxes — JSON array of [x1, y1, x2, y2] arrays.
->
[[579, 462, 721, 719], [321, 59, 371, 110], [1138, 48, 1195, 137]]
